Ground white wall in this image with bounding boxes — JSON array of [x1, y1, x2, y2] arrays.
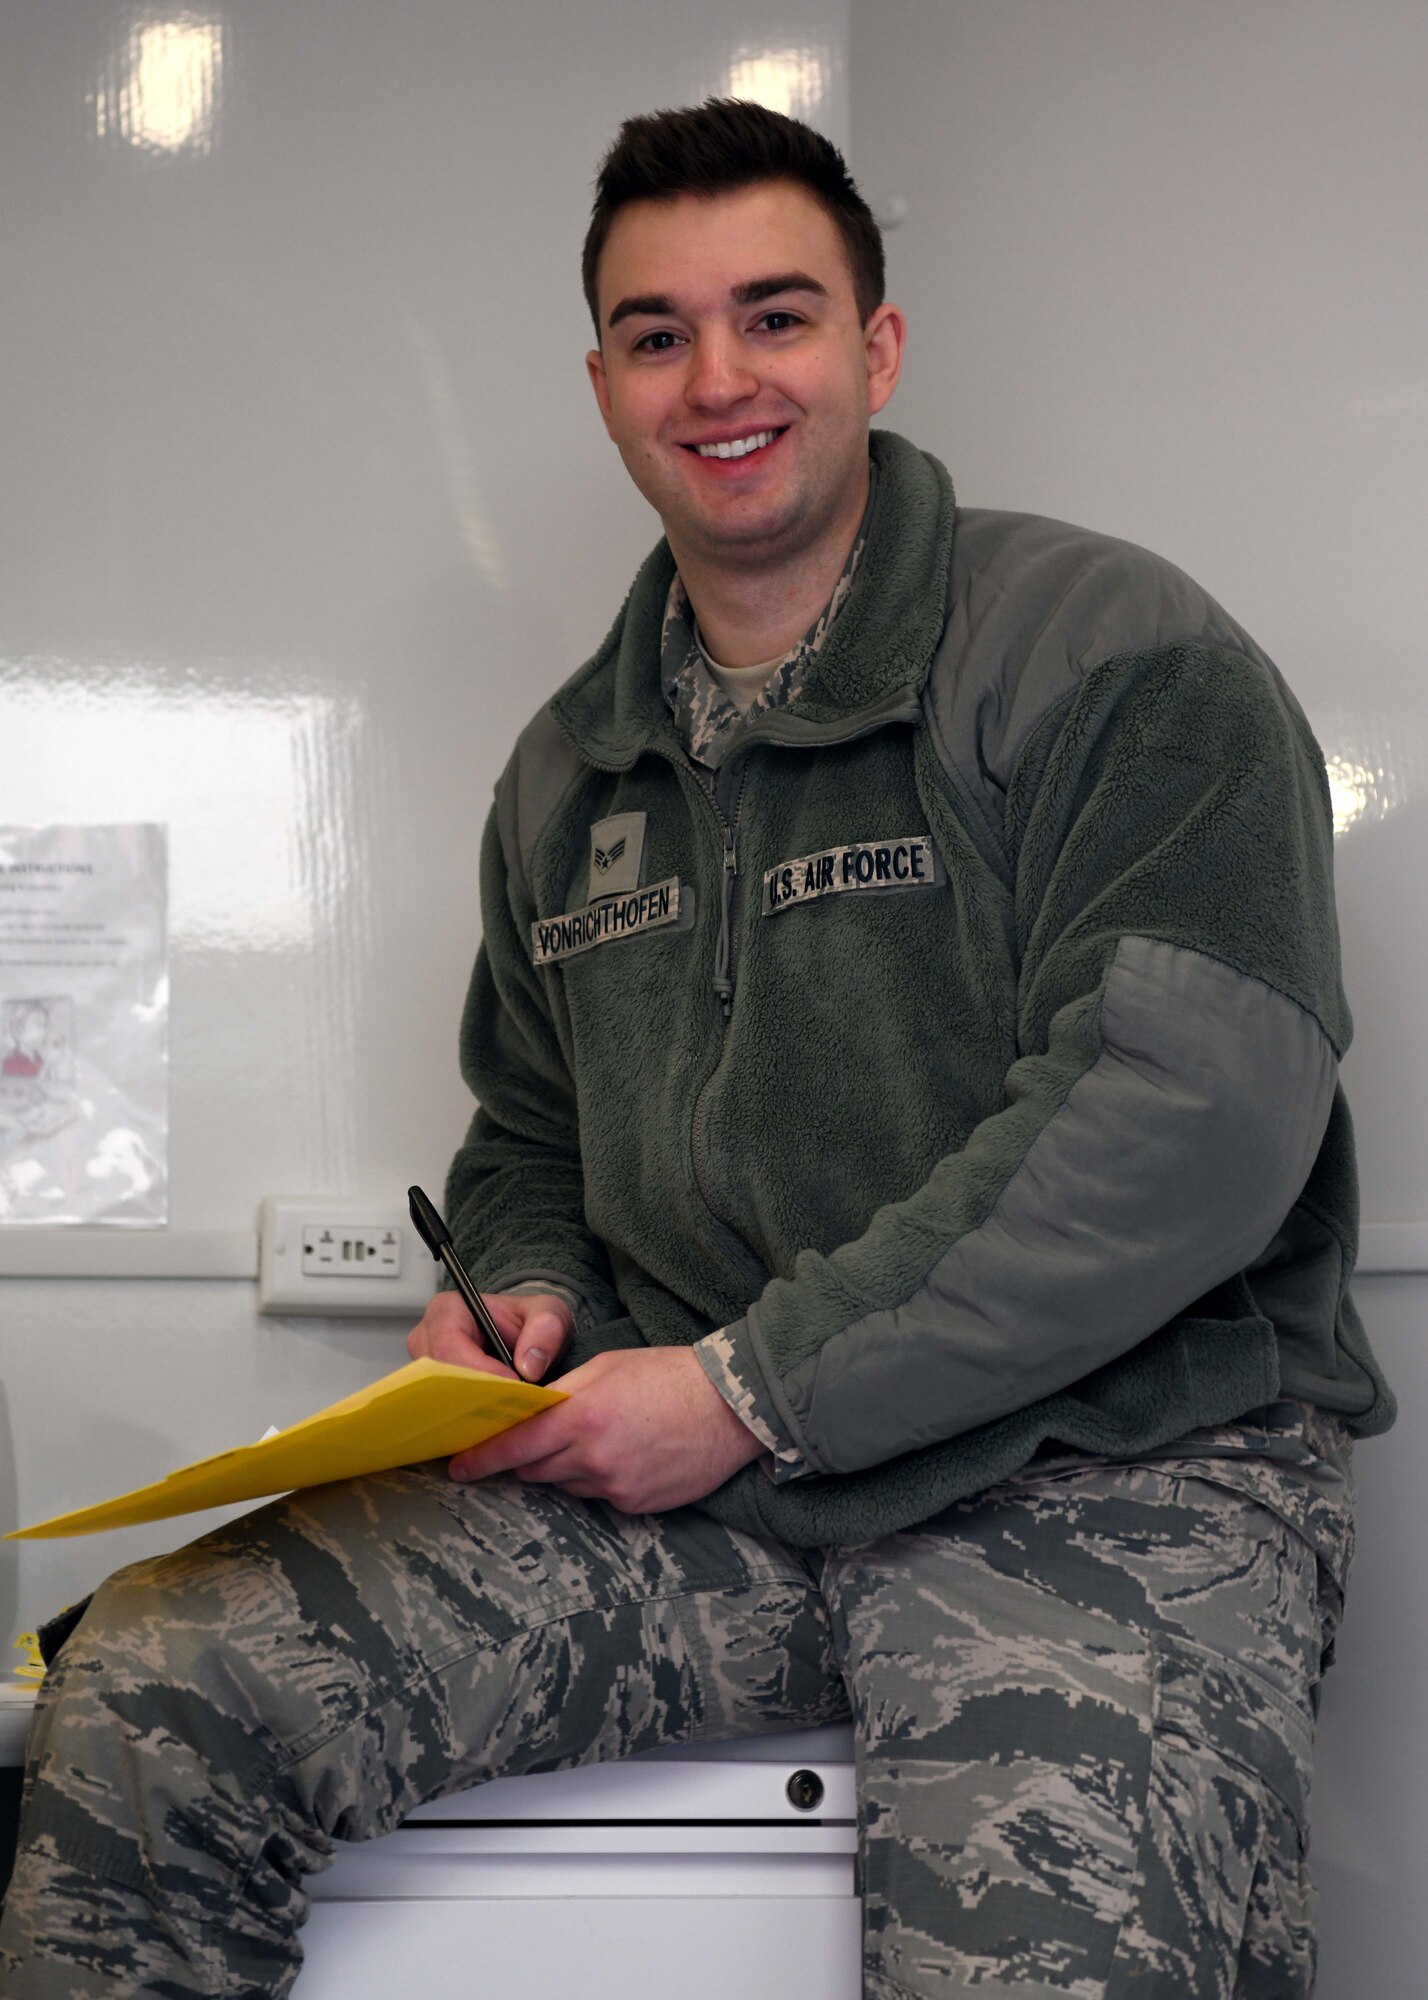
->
[[0, 0, 850, 1632], [850, 6, 1425, 1991]]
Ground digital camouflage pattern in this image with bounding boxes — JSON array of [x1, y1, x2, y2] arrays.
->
[[695, 1318, 804, 1473], [0, 1408, 1350, 1999], [829, 1442, 1345, 1998]]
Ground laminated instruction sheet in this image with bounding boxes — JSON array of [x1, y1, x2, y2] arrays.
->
[[0, 824, 168, 1224]]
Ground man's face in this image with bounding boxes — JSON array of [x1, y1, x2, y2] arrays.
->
[[586, 181, 903, 573]]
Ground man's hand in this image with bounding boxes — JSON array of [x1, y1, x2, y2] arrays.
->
[[406, 1288, 573, 1382], [445, 1346, 766, 1514]]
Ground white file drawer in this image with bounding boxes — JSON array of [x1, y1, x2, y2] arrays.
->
[[299, 1891, 861, 1997], [298, 1725, 860, 1999]]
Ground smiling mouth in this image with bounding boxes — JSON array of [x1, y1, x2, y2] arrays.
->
[[685, 428, 787, 460]]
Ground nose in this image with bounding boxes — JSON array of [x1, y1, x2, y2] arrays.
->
[[684, 328, 760, 412]]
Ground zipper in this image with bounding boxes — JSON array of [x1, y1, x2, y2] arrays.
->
[[710, 763, 749, 1020], [711, 822, 737, 1016], [687, 756, 765, 1282]]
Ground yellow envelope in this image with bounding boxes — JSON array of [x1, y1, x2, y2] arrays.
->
[[6, 1359, 565, 1540]]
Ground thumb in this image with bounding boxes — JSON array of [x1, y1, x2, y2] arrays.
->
[[515, 1308, 569, 1382]]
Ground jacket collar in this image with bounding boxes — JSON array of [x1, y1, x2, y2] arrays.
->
[[550, 431, 957, 769]]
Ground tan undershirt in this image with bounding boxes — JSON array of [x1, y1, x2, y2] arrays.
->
[[696, 638, 785, 714]]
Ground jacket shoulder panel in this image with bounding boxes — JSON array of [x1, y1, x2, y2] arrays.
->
[[494, 703, 588, 905], [923, 509, 1277, 858]]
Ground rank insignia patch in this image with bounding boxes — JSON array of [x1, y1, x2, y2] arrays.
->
[[586, 811, 646, 899]]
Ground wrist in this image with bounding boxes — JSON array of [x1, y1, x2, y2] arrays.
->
[[691, 1352, 766, 1467]]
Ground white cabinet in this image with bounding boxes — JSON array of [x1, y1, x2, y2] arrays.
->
[[298, 1727, 860, 1999], [300, 1894, 860, 1998]]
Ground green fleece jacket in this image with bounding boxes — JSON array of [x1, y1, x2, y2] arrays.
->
[[447, 430, 1393, 1549]]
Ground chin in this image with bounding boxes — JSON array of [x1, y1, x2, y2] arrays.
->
[[688, 510, 805, 561]]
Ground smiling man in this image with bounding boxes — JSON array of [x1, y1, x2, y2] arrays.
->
[[587, 178, 901, 629], [1, 101, 1394, 2000]]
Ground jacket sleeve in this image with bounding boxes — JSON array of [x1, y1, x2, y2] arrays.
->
[[699, 642, 1349, 1481], [443, 798, 624, 1336]]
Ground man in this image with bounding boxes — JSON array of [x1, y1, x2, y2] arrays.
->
[[1, 100, 1394, 1998]]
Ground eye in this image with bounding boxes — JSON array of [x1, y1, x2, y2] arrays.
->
[[755, 309, 803, 334], [631, 329, 684, 354]]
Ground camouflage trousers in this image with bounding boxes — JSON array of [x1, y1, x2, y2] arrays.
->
[[0, 1447, 1344, 1998]]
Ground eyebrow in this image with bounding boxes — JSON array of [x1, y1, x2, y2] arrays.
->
[[606, 270, 830, 330]]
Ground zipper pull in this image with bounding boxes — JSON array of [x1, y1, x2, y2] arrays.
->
[[713, 827, 738, 1017]]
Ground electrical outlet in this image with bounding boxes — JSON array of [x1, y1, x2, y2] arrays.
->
[[259, 1199, 436, 1318], [300, 1224, 400, 1278]]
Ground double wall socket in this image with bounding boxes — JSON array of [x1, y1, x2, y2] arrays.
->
[[258, 1198, 437, 1318]]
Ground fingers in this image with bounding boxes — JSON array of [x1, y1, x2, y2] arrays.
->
[[449, 1402, 577, 1484], [406, 1290, 514, 1376], [445, 1349, 765, 1515], [490, 1449, 589, 1489], [408, 1289, 575, 1381]]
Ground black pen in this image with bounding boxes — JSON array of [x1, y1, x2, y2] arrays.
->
[[407, 1186, 518, 1373]]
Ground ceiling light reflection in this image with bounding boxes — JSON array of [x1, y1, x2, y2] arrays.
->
[[1325, 755, 1385, 837], [95, 13, 224, 156], [726, 44, 830, 123], [0, 679, 353, 951]]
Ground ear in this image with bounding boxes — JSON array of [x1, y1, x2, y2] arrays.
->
[[586, 346, 616, 438], [863, 302, 906, 417]]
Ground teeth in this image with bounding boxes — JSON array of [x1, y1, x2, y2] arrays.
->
[[695, 430, 779, 459]]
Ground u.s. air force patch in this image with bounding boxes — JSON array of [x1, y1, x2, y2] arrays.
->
[[763, 834, 943, 915], [532, 876, 682, 966]]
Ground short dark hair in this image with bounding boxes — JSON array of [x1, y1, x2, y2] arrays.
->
[[582, 99, 885, 335]]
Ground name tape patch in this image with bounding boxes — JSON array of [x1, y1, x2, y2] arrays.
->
[[763, 835, 942, 916], [533, 875, 682, 965]]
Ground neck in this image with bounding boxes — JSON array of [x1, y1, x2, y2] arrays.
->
[[670, 463, 870, 670]]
